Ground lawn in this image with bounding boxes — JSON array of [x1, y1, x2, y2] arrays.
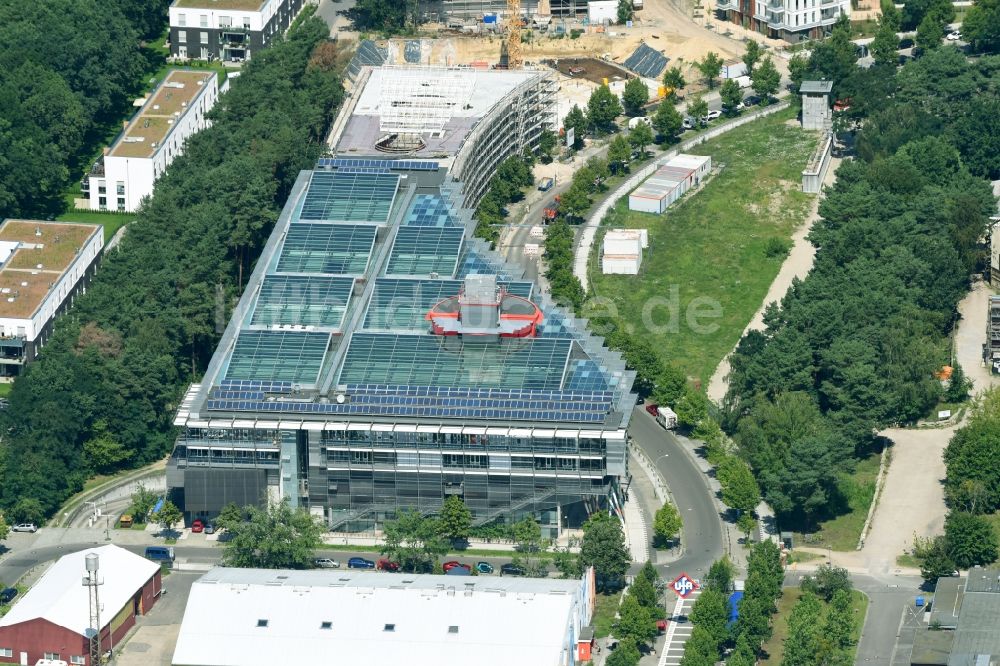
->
[[794, 445, 883, 551], [0, 384, 10, 398], [592, 591, 623, 639], [587, 106, 819, 385], [760, 588, 868, 664], [56, 194, 134, 244]]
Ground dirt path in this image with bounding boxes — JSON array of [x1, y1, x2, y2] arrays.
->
[[706, 156, 840, 403], [954, 280, 999, 394]]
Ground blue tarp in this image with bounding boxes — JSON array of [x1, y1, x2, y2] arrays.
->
[[728, 591, 744, 625], [152, 497, 165, 515], [623, 43, 669, 78]]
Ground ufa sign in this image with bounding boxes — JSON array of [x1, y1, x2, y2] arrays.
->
[[670, 573, 698, 598]]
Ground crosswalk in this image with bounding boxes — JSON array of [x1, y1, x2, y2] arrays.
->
[[658, 588, 701, 666]]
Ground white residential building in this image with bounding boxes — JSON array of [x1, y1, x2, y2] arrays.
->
[[168, 0, 308, 62], [172, 568, 597, 666], [0, 220, 103, 377], [84, 70, 219, 213], [715, 0, 850, 42]]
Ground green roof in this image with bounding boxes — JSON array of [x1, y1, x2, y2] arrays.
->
[[173, 0, 264, 10]]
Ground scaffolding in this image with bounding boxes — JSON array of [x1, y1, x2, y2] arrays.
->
[[377, 66, 471, 136]]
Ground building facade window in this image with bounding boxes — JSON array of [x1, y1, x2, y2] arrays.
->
[[201, 47, 209, 60], [117, 198, 126, 211], [220, 15, 232, 27], [179, 45, 188, 58], [116, 181, 125, 195], [98, 196, 107, 210], [243, 18, 251, 28], [70, 658, 85, 666], [178, 13, 186, 26], [200, 14, 208, 27], [97, 180, 106, 194], [200, 31, 208, 44], [44, 654, 60, 661], [0, 649, 11, 658], [178, 29, 187, 42]]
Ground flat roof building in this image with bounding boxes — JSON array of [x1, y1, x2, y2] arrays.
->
[[85, 70, 219, 212], [909, 567, 1000, 666], [168, 63, 630, 535], [602, 229, 648, 275], [172, 567, 596, 666], [0, 545, 161, 666], [168, 0, 309, 63], [0, 220, 103, 377], [628, 154, 711, 215]]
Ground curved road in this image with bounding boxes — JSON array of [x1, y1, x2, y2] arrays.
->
[[629, 406, 724, 578]]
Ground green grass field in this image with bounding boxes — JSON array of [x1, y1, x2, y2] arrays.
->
[[795, 447, 883, 551], [760, 588, 868, 664], [56, 200, 133, 243], [0, 384, 11, 398], [587, 107, 819, 385]]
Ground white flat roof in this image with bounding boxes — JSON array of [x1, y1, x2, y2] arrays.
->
[[172, 569, 585, 666], [0, 544, 158, 636]]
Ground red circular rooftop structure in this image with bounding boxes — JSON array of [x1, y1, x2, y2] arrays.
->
[[426, 274, 543, 338]]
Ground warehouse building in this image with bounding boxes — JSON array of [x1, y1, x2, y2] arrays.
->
[[0, 545, 161, 666], [0, 220, 104, 378], [168, 0, 307, 62], [601, 229, 648, 275], [84, 70, 219, 212], [168, 63, 633, 536], [628, 154, 711, 214], [172, 567, 596, 666], [909, 567, 1000, 665]]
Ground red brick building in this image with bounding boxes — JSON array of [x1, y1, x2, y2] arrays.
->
[[0, 544, 161, 666]]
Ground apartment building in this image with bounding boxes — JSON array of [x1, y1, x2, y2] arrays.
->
[[0, 220, 104, 377], [716, 0, 850, 41], [84, 70, 219, 213], [168, 0, 307, 62]]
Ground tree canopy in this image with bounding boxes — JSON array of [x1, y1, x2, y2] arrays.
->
[[579, 512, 631, 589], [219, 500, 323, 569]]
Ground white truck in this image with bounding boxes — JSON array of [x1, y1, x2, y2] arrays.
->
[[656, 406, 678, 429]]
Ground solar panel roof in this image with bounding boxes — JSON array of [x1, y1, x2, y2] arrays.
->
[[225, 330, 330, 384], [338, 333, 572, 391], [251, 275, 355, 329], [276, 224, 376, 275], [316, 158, 439, 172], [457, 246, 513, 281], [364, 278, 533, 331], [385, 226, 464, 276], [404, 194, 457, 227], [299, 171, 399, 223], [624, 43, 669, 78]]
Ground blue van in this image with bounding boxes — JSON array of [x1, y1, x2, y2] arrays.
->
[[144, 546, 175, 566]]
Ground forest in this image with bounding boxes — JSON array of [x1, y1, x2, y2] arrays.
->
[[722, 42, 999, 529], [0, 14, 345, 520], [0, 0, 172, 219]]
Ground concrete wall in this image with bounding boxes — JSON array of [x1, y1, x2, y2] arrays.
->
[[990, 221, 999, 289], [801, 133, 832, 194], [802, 92, 831, 131]]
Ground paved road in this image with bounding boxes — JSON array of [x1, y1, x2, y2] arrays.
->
[[628, 407, 724, 579]]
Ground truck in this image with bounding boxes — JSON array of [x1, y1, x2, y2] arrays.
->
[[538, 177, 554, 191], [655, 406, 678, 429]]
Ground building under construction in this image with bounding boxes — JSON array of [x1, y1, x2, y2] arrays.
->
[[423, 0, 589, 21]]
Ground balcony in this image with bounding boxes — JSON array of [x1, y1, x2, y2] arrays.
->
[[716, 0, 737, 10]]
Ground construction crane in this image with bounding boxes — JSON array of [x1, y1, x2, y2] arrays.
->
[[503, 0, 523, 69]]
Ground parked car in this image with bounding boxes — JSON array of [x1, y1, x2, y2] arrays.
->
[[681, 116, 695, 130], [500, 563, 525, 576], [204, 523, 215, 535], [347, 557, 375, 569], [743, 95, 761, 107], [0, 588, 17, 604], [947, 31, 961, 40], [442, 560, 464, 572], [314, 558, 340, 569], [475, 561, 495, 574], [644, 403, 658, 417], [446, 565, 472, 576], [377, 559, 400, 572], [11, 523, 37, 533], [144, 546, 175, 565], [191, 519, 204, 533], [705, 109, 721, 121]]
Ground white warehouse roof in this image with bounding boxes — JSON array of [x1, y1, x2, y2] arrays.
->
[[0, 544, 158, 635], [172, 568, 589, 666]]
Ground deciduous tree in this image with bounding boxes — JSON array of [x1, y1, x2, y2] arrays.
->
[[721, 78, 744, 113], [945, 511, 1000, 568], [697, 52, 724, 89], [587, 84, 624, 134], [653, 98, 683, 141], [629, 121, 654, 157], [751, 56, 780, 100], [580, 512, 631, 589], [381, 510, 449, 573], [438, 496, 472, 541], [623, 77, 650, 116], [653, 502, 683, 548], [742, 40, 763, 76]]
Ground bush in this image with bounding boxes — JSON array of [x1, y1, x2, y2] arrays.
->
[[764, 236, 791, 258]]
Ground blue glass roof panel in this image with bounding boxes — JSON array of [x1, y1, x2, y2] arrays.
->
[[385, 226, 464, 277], [225, 331, 330, 385], [251, 275, 355, 328], [276, 224, 376, 275], [299, 171, 399, 223]]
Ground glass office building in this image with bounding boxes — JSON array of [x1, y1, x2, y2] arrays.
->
[[168, 66, 635, 534]]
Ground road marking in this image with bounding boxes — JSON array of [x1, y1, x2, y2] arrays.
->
[[658, 590, 700, 666]]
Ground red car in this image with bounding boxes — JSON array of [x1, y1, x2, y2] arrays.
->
[[377, 559, 400, 572], [645, 403, 659, 417], [442, 561, 463, 572], [191, 519, 204, 533]]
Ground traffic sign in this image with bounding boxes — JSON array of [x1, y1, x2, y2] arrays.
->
[[670, 573, 698, 598]]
